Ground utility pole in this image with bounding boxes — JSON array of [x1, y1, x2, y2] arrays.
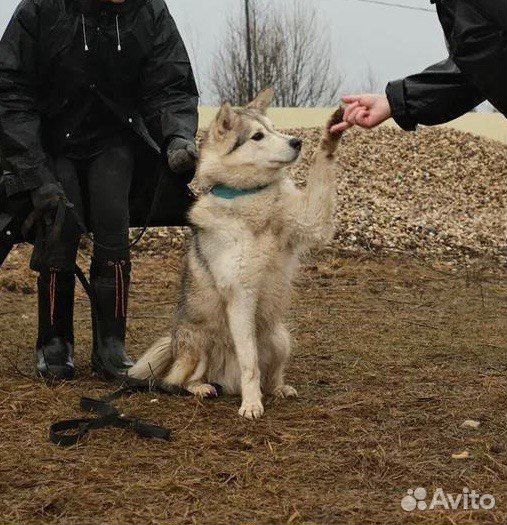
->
[[245, 0, 254, 102]]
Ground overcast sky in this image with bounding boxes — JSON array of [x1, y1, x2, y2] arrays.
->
[[0, 0, 447, 104]]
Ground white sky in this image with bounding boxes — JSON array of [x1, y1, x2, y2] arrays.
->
[[0, 0, 448, 104]]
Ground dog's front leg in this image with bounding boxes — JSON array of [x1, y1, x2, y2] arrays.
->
[[290, 109, 344, 249], [226, 292, 264, 419]]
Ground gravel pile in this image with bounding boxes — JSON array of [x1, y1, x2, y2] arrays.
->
[[136, 126, 506, 265], [290, 126, 506, 264]]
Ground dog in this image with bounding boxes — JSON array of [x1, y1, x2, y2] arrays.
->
[[129, 89, 344, 419]]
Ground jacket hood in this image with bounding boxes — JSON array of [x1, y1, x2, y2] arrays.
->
[[74, 0, 146, 15]]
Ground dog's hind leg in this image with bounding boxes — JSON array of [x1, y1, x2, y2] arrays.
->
[[162, 324, 212, 392], [262, 323, 298, 398], [184, 352, 219, 398]]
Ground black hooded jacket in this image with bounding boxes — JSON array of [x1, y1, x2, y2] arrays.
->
[[386, 0, 506, 130], [0, 0, 199, 202]]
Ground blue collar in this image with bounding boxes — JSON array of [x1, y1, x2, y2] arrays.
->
[[211, 184, 269, 200]]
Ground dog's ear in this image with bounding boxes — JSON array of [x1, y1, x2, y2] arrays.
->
[[247, 88, 274, 115], [212, 102, 237, 141]]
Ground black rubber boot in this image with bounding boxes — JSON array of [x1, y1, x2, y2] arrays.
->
[[90, 259, 134, 378], [36, 270, 75, 380]]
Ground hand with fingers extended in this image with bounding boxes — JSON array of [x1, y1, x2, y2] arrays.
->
[[330, 94, 392, 134]]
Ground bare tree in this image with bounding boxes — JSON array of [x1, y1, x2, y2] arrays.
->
[[211, 0, 343, 107], [356, 64, 382, 93]]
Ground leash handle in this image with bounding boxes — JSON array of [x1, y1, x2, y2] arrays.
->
[[49, 417, 97, 447], [50, 396, 172, 447]]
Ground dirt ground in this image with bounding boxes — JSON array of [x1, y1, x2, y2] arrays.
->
[[0, 241, 505, 525]]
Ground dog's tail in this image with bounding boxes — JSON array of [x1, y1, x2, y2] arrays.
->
[[320, 106, 345, 158], [128, 335, 173, 380]]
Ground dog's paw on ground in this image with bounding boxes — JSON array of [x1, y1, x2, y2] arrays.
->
[[238, 399, 264, 420], [273, 384, 298, 398], [189, 383, 218, 398]]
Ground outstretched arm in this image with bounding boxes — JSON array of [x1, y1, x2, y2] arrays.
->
[[385, 57, 485, 130], [332, 58, 484, 133]]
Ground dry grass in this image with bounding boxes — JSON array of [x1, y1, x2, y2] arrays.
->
[[0, 242, 505, 525]]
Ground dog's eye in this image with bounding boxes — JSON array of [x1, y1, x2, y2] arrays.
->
[[251, 132, 265, 141]]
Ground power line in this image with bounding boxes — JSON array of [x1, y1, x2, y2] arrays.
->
[[344, 0, 436, 13], [245, 0, 254, 102]]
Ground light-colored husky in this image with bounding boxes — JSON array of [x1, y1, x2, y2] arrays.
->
[[129, 89, 344, 419]]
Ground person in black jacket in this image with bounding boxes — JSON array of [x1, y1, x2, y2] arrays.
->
[[0, 0, 199, 380], [332, 0, 506, 133]]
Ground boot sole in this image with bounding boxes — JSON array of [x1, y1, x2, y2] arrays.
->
[[37, 366, 75, 381], [91, 354, 126, 381]]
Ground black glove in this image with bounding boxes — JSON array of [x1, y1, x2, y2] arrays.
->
[[167, 137, 198, 175], [31, 182, 65, 213], [22, 182, 65, 246]]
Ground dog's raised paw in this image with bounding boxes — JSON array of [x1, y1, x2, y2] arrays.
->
[[238, 400, 264, 420], [273, 384, 298, 398], [321, 106, 345, 156]]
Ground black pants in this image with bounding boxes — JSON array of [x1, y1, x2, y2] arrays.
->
[[31, 144, 134, 272]]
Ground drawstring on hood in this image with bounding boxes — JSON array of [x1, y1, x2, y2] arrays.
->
[[115, 15, 122, 52], [81, 14, 89, 52], [81, 13, 122, 53]]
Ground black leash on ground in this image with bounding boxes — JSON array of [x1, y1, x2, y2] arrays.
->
[[49, 381, 187, 447], [34, 169, 205, 447], [48, 359, 222, 446]]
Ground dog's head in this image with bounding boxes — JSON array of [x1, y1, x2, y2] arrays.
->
[[194, 89, 302, 191]]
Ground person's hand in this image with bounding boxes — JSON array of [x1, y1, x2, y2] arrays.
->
[[330, 94, 392, 133], [167, 137, 199, 175], [31, 182, 64, 213]]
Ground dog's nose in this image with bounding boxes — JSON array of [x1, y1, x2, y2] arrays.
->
[[289, 138, 302, 151]]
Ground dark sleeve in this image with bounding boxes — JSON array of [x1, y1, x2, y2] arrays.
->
[[139, 1, 199, 146], [0, 0, 55, 196], [471, 0, 507, 32], [385, 57, 485, 131]]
